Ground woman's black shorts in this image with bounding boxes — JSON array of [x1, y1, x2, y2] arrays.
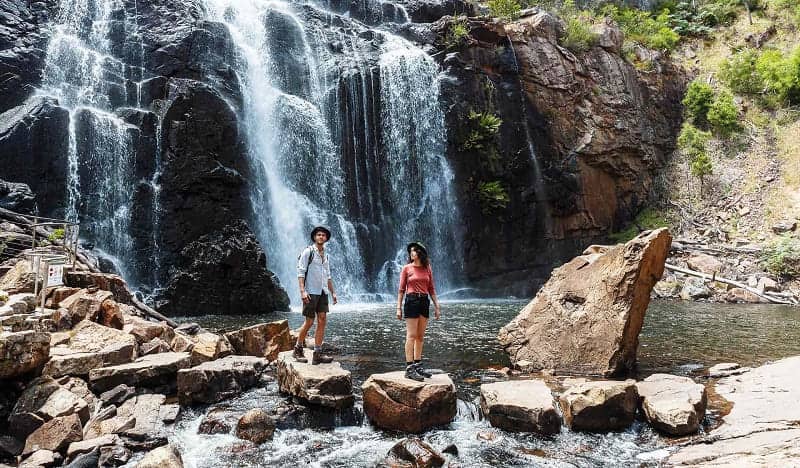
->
[[403, 293, 430, 319]]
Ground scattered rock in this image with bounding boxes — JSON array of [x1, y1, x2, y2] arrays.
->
[[559, 380, 638, 432], [362, 371, 456, 433], [0, 435, 23, 458], [98, 444, 131, 466], [140, 338, 172, 356], [123, 316, 174, 345], [99, 384, 135, 406], [189, 332, 233, 365], [276, 349, 354, 409], [59, 289, 112, 324], [66, 435, 120, 460], [725, 287, 764, 303], [177, 355, 269, 405], [43, 341, 136, 379], [224, 320, 293, 361], [384, 438, 445, 468], [480, 380, 561, 434], [63, 447, 99, 468], [771, 220, 796, 234], [498, 229, 671, 376], [22, 413, 83, 455], [198, 408, 233, 435], [0, 260, 41, 294], [679, 277, 711, 300], [687, 253, 723, 275], [98, 300, 124, 329], [135, 444, 183, 468], [235, 409, 275, 444], [757, 276, 779, 293], [9, 377, 90, 439], [89, 352, 191, 393], [0, 330, 50, 378], [19, 449, 61, 468], [66, 320, 137, 354], [636, 374, 707, 436], [170, 333, 194, 353]]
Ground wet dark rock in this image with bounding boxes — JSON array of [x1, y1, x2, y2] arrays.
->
[[269, 399, 363, 430], [0, 435, 23, 458], [63, 447, 98, 468], [175, 323, 201, 336], [198, 408, 233, 435], [384, 438, 445, 468], [0, 180, 35, 213], [399, 0, 476, 23], [98, 444, 130, 466], [441, 444, 458, 456], [0, 0, 52, 110], [0, 96, 70, 218]]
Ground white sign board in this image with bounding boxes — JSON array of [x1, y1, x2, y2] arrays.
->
[[47, 264, 64, 287]]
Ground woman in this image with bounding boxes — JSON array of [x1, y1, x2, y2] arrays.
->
[[396, 241, 441, 381]]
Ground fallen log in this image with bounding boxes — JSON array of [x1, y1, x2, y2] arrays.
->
[[665, 263, 795, 305]]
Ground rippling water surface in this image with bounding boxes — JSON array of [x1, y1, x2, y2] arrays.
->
[[167, 299, 800, 467]]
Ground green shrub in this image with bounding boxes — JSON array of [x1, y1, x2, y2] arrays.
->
[[667, 1, 714, 36], [707, 90, 740, 135], [682, 80, 715, 123], [699, 0, 740, 26], [48, 228, 65, 242], [756, 48, 800, 106], [719, 49, 764, 95], [477, 181, 510, 214], [761, 236, 800, 278], [689, 150, 713, 188], [462, 111, 502, 151], [677, 122, 711, 154], [602, 5, 679, 50], [562, 15, 599, 52], [487, 0, 521, 21], [609, 207, 671, 243], [445, 18, 470, 48]]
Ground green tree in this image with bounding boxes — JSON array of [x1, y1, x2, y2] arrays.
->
[[756, 48, 800, 106], [682, 80, 715, 124], [690, 150, 713, 192], [707, 90, 740, 136]]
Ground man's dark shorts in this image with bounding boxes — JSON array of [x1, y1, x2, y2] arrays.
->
[[403, 293, 430, 319], [302, 293, 329, 318]]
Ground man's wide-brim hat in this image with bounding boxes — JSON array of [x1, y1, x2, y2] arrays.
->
[[406, 241, 427, 256], [310, 225, 332, 241]]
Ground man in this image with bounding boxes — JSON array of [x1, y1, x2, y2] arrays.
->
[[294, 225, 338, 364]]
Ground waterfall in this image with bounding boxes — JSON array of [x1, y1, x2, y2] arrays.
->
[[37, 0, 139, 279], [204, 0, 463, 301]]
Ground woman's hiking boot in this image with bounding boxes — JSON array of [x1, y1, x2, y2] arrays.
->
[[405, 365, 425, 382], [293, 346, 307, 363], [312, 350, 333, 365], [415, 362, 432, 378]]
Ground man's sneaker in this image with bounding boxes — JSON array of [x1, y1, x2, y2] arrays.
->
[[312, 350, 333, 365], [293, 346, 307, 363], [405, 365, 424, 382], [414, 362, 432, 378]]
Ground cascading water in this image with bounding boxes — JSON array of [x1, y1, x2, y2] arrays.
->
[[204, 0, 463, 301], [38, 0, 140, 279]]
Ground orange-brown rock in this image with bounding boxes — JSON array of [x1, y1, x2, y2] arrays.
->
[[361, 371, 456, 433], [98, 299, 124, 329], [498, 228, 671, 376], [225, 320, 292, 361]]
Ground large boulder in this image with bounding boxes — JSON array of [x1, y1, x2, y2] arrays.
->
[[558, 380, 638, 432], [123, 316, 174, 345], [0, 330, 50, 378], [0, 259, 42, 294], [224, 320, 293, 361], [498, 229, 671, 376], [189, 332, 232, 365], [636, 374, 706, 436], [276, 349, 354, 409], [177, 355, 269, 405], [362, 371, 457, 433], [687, 253, 723, 275], [89, 352, 191, 393], [669, 356, 800, 465], [9, 377, 90, 440], [43, 342, 136, 379], [58, 289, 113, 324], [480, 380, 561, 434]]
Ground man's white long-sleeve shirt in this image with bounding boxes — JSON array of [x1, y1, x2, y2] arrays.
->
[[297, 246, 332, 295]]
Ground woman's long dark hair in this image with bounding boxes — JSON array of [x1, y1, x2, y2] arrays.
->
[[407, 247, 429, 267]]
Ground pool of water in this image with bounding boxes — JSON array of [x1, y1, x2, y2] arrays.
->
[[166, 299, 800, 467]]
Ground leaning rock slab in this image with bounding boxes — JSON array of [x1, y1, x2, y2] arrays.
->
[[559, 379, 638, 432], [498, 229, 671, 376], [224, 320, 292, 361], [89, 352, 191, 392], [480, 380, 561, 434], [43, 342, 136, 378], [636, 374, 706, 436], [0, 330, 50, 378], [22, 413, 83, 455], [9, 377, 89, 439], [276, 349, 354, 409], [177, 355, 268, 405], [362, 371, 457, 433]]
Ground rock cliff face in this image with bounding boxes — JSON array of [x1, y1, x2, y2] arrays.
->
[[427, 12, 685, 296]]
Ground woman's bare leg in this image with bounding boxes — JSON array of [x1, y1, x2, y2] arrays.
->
[[414, 315, 428, 361], [405, 318, 419, 363]]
